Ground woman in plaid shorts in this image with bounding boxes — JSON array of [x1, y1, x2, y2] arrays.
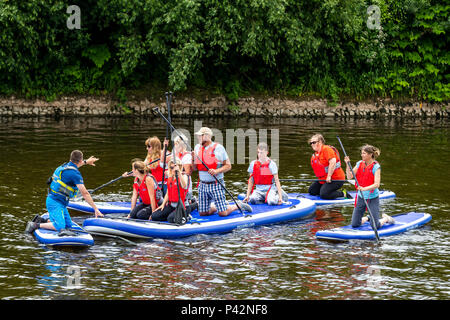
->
[[192, 127, 252, 217]]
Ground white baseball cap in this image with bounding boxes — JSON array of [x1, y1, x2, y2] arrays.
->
[[194, 127, 213, 136]]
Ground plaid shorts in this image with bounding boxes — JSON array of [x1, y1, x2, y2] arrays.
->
[[198, 180, 228, 213]]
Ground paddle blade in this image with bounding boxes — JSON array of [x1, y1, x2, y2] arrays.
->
[[174, 201, 186, 225]]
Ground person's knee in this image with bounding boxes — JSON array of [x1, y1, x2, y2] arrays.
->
[[309, 187, 319, 196], [320, 190, 333, 200], [151, 211, 163, 221], [218, 210, 230, 217]]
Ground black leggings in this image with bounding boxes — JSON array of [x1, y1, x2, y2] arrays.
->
[[308, 181, 345, 200], [152, 203, 193, 223], [129, 203, 153, 220]]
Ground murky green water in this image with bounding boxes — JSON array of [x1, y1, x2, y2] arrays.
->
[[0, 116, 448, 300]]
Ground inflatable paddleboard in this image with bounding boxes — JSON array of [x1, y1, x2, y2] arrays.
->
[[238, 190, 396, 206], [82, 197, 316, 239], [68, 200, 132, 214], [315, 212, 431, 241], [68, 190, 395, 215], [33, 213, 94, 247]]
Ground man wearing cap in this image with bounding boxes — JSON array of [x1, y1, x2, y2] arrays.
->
[[192, 127, 252, 217]]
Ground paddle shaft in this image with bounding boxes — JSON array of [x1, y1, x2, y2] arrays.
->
[[88, 157, 164, 195], [89, 172, 130, 194], [153, 107, 245, 216], [279, 178, 352, 183], [336, 136, 380, 242], [173, 144, 188, 224]]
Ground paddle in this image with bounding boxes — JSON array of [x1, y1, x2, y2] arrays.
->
[[172, 145, 188, 225], [79, 157, 166, 200], [88, 171, 132, 195], [336, 136, 380, 243], [173, 169, 187, 225], [161, 138, 168, 197], [73, 172, 130, 201], [279, 178, 355, 183], [153, 107, 246, 217], [161, 92, 173, 197]]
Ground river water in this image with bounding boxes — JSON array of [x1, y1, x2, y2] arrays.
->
[[0, 116, 448, 300]]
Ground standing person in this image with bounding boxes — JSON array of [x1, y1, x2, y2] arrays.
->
[[344, 145, 395, 229], [243, 142, 288, 205], [25, 150, 103, 234], [151, 159, 189, 222], [308, 134, 351, 200], [127, 160, 160, 220], [192, 127, 252, 217]]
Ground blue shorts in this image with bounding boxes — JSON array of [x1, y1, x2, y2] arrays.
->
[[198, 180, 228, 213], [46, 196, 73, 231]]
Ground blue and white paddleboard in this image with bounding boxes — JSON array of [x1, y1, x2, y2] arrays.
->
[[68, 200, 132, 214], [68, 190, 395, 215], [238, 190, 396, 206], [82, 197, 316, 239], [315, 212, 432, 241], [33, 214, 94, 247]]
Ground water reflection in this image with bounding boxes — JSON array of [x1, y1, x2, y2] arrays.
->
[[0, 117, 448, 299]]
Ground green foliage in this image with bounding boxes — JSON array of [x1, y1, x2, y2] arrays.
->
[[0, 0, 448, 103]]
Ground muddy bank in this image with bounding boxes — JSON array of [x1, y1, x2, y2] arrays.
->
[[0, 95, 448, 120]]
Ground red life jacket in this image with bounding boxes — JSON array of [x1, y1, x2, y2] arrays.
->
[[310, 145, 342, 183], [177, 151, 189, 162], [195, 143, 219, 171], [167, 176, 188, 208], [355, 161, 378, 188], [133, 174, 159, 205], [150, 164, 164, 183], [251, 159, 274, 185]]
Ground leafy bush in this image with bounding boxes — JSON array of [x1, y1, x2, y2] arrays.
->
[[0, 0, 447, 103]]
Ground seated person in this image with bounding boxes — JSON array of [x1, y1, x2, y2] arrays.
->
[[151, 159, 189, 223], [243, 142, 288, 205]]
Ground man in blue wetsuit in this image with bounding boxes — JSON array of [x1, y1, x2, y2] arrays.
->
[[25, 150, 103, 235]]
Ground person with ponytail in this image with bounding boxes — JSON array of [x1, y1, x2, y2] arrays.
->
[[344, 144, 395, 229], [127, 160, 161, 220]]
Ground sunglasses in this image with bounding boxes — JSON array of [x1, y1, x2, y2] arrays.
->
[[309, 141, 319, 146]]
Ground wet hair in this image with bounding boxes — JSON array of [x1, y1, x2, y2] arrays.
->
[[360, 144, 380, 159], [257, 142, 269, 152], [309, 134, 325, 144], [132, 160, 147, 175], [70, 150, 83, 163]]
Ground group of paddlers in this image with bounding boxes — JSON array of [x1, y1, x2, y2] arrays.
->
[[25, 129, 395, 236]]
